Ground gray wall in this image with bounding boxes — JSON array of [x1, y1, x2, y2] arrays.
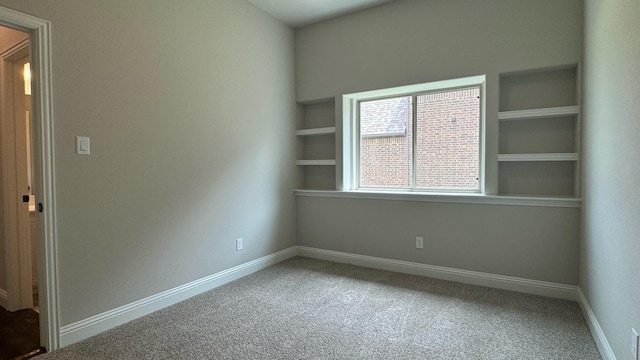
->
[[296, 0, 582, 102], [298, 197, 580, 283], [0, 26, 29, 294], [582, 0, 640, 358], [295, 0, 583, 284], [0, 0, 296, 325]]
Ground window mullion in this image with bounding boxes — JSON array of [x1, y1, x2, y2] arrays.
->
[[356, 100, 361, 190], [411, 94, 417, 190]]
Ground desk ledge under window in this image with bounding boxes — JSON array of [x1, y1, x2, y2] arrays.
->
[[294, 190, 582, 208]]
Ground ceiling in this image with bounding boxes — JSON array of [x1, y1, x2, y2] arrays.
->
[[248, 0, 394, 28]]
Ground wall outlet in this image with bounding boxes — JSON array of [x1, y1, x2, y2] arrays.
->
[[632, 328, 639, 360], [236, 238, 243, 251], [416, 237, 424, 249]]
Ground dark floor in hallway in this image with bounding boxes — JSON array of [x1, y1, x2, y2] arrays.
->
[[0, 307, 44, 360]]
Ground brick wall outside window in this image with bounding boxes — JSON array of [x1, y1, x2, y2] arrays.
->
[[359, 88, 479, 190]]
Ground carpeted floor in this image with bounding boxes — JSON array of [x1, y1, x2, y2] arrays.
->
[[0, 307, 42, 360], [36, 257, 601, 359]]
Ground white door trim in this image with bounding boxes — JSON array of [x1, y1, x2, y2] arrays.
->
[[0, 7, 59, 351]]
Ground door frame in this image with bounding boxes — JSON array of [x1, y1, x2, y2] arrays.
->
[[0, 7, 59, 351], [2, 39, 33, 312]]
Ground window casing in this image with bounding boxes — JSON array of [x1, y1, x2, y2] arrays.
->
[[343, 75, 486, 194]]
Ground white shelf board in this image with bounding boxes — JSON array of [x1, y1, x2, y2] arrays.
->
[[296, 159, 336, 166], [498, 153, 579, 162], [498, 106, 579, 121], [296, 127, 336, 136], [294, 189, 581, 208]]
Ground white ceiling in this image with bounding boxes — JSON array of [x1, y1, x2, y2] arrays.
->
[[248, 0, 394, 28]]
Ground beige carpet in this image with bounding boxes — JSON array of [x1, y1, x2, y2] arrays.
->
[[38, 257, 601, 359]]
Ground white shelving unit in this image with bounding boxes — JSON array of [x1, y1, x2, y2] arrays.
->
[[498, 153, 579, 162], [296, 159, 336, 166], [498, 106, 580, 164], [498, 65, 580, 198], [296, 126, 336, 168], [296, 127, 336, 136], [498, 106, 579, 121], [296, 99, 337, 190]]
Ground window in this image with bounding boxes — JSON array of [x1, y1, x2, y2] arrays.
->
[[343, 75, 485, 193]]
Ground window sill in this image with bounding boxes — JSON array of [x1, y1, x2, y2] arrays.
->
[[294, 189, 582, 208]]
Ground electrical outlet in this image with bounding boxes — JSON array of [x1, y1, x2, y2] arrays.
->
[[632, 328, 639, 360], [236, 238, 243, 251], [416, 237, 424, 249]]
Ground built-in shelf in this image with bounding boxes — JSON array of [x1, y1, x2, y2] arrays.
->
[[498, 153, 579, 162], [297, 99, 337, 190], [296, 159, 336, 166], [296, 127, 336, 136], [498, 106, 580, 121], [498, 66, 580, 198], [294, 189, 582, 208]]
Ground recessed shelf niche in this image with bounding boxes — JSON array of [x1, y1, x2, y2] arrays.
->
[[498, 65, 580, 198], [296, 98, 336, 190]]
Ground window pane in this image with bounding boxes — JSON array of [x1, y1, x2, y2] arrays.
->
[[415, 88, 480, 190], [359, 96, 412, 188]]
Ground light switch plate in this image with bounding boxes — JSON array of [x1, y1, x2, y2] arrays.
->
[[76, 136, 90, 155]]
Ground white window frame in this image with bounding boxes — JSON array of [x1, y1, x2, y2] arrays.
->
[[342, 75, 486, 194]]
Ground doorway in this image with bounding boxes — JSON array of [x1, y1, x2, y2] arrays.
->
[[0, 26, 43, 359], [0, 5, 59, 353]]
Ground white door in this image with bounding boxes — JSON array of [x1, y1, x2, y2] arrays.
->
[[3, 42, 34, 311]]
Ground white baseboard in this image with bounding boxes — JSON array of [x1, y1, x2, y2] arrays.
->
[[53, 244, 612, 360], [0, 288, 7, 309], [297, 246, 578, 301], [56, 245, 587, 350], [59, 246, 298, 347], [577, 288, 616, 360]]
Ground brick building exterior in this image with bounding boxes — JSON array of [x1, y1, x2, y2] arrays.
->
[[360, 88, 479, 190]]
